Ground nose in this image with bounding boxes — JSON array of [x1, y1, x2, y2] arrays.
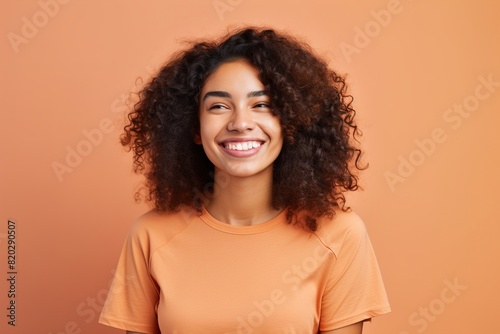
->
[[227, 108, 255, 132]]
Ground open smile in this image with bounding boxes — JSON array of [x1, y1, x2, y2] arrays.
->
[[222, 141, 263, 151], [219, 139, 265, 157]]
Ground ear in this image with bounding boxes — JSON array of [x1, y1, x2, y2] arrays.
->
[[194, 132, 202, 145]]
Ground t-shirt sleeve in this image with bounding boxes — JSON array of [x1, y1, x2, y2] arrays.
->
[[319, 213, 391, 331], [99, 217, 161, 334]]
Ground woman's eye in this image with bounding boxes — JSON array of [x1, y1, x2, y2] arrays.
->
[[254, 102, 270, 109], [208, 104, 228, 110]]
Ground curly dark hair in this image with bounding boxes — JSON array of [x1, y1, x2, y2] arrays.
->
[[121, 26, 365, 231]]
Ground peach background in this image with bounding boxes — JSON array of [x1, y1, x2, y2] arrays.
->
[[1, 0, 499, 333]]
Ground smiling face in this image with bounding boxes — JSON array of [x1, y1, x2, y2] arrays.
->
[[198, 60, 283, 179]]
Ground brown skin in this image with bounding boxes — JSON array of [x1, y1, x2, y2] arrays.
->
[[198, 60, 284, 226]]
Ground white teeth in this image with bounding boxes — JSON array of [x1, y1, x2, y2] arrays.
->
[[224, 141, 262, 151]]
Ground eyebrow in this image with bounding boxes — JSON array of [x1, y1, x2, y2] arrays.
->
[[202, 90, 268, 101]]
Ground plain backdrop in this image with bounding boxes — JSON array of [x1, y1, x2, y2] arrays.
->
[[1, 0, 499, 333]]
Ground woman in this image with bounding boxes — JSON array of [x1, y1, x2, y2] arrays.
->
[[99, 27, 390, 334]]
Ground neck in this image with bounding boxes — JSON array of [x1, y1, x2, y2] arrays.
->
[[205, 168, 281, 226]]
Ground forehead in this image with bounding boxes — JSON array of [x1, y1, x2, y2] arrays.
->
[[201, 60, 263, 93]]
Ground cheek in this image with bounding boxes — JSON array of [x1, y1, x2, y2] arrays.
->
[[271, 121, 284, 153], [265, 118, 283, 141], [198, 117, 224, 157], [199, 121, 214, 144]]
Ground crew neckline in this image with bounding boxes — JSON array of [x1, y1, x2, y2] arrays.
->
[[200, 207, 287, 235]]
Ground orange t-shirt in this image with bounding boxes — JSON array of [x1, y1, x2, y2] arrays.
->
[[99, 207, 390, 333]]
